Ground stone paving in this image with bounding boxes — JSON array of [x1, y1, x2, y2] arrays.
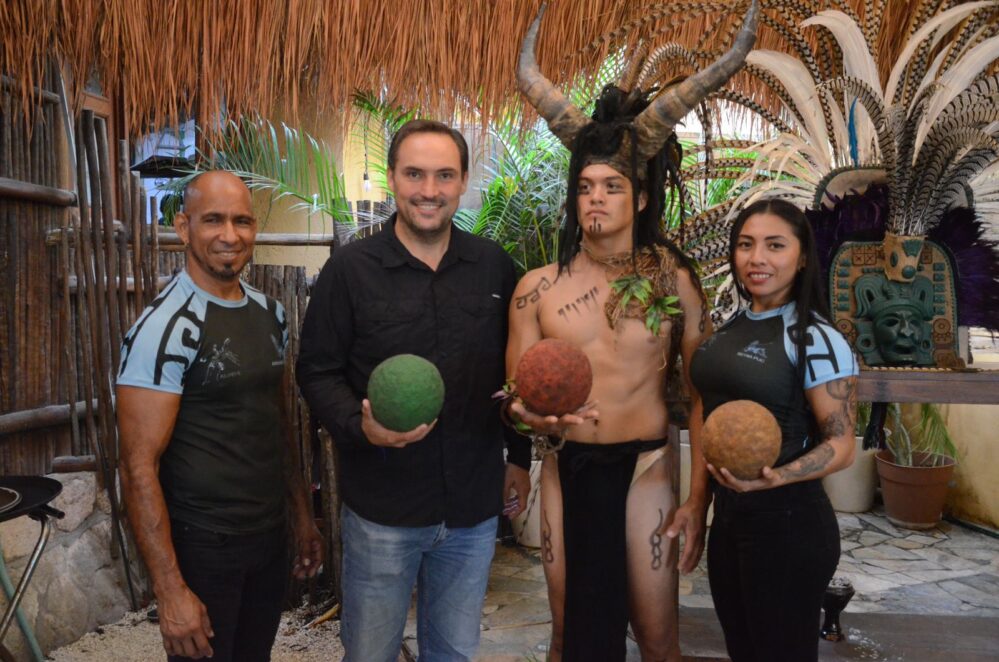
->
[[402, 506, 999, 660]]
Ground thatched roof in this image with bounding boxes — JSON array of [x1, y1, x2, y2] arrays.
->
[[0, 1, 956, 136]]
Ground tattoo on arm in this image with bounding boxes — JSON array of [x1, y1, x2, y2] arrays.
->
[[823, 378, 857, 440], [515, 276, 552, 309], [821, 409, 850, 439], [780, 443, 835, 481], [825, 379, 855, 402]]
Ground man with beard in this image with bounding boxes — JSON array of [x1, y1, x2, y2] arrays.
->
[[117, 171, 322, 661], [297, 120, 531, 662]]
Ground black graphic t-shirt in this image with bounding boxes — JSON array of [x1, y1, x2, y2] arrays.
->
[[691, 303, 858, 467], [118, 270, 288, 534]]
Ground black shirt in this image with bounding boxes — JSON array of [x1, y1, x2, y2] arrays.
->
[[297, 216, 530, 527], [117, 271, 287, 534], [690, 303, 858, 467]]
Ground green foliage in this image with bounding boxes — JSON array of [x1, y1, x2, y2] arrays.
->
[[610, 274, 652, 307], [351, 91, 418, 196], [609, 275, 681, 336], [166, 116, 353, 234], [645, 294, 682, 336], [454, 120, 570, 274], [453, 55, 625, 275], [883, 403, 959, 467]]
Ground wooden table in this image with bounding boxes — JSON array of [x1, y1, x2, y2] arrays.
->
[[858, 369, 999, 404]]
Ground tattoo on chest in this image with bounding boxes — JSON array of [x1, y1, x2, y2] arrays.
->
[[556, 286, 600, 322], [515, 276, 553, 309], [650, 509, 665, 571]]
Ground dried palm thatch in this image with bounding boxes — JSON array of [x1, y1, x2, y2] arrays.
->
[[0, 0, 955, 137]]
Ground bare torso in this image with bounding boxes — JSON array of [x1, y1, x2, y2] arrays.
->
[[515, 253, 673, 443]]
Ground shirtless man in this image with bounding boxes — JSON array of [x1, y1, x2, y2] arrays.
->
[[508, 6, 756, 658], [507, 157, 710, 661]]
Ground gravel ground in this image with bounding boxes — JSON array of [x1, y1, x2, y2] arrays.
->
[[49, 605, 345, 661]]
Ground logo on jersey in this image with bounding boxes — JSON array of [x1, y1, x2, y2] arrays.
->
[[200, 338, 241, 384], [737, 340, 768, 364]]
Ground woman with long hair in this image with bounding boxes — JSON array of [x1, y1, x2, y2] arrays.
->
[[689, 198, 859, 661]]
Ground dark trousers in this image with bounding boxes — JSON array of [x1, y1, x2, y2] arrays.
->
[[707, 481, 840, 662], [168, 520, 289, 662]]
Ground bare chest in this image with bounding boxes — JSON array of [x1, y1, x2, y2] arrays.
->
[[535, 272, 672, 359]]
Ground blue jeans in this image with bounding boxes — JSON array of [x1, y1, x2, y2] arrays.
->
[[168, 520, 288, 662], [340, 506, 497, 662]]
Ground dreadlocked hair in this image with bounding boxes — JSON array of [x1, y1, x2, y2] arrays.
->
[[557, 85, 706, 308]]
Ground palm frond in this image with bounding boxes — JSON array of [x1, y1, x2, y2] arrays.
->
[[199, 116, 353, 232]]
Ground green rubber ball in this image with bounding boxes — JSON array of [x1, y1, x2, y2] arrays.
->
[[367, 354, 445, 432]]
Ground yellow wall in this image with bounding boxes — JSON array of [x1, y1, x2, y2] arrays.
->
[[249, 105, 387, 277], [942, 403, 999, 529]]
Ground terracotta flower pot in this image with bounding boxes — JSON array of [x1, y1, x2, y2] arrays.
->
[[875, 450, 955, 529]]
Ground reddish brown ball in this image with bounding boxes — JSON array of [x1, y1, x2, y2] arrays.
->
[[702, 400, 781, 480], [515, 339, 593, 417]]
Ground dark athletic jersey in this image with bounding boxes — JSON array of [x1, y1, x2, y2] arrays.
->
[[118, 270, 288, 534], [690, 303, 858, 467]]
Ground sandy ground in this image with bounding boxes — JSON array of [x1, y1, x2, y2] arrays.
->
[[49, 605, 345, 661]]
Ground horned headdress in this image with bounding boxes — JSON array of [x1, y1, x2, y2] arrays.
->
[[516, 1, 760, 181]]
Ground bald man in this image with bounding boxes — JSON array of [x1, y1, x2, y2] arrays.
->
[[117, 171, 322, 661]]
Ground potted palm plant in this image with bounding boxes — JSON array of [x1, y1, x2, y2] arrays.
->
[[874, 403, 958, 529]]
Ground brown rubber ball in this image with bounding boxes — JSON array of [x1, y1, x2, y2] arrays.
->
[[702, 400, 781, 480], [515, 338, 593, 417]]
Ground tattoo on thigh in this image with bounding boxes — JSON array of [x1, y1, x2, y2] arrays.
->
[[649, 509, 664, 571], [542, 512, 555, 564]]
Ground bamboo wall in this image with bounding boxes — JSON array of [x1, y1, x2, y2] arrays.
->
[[1, 71, 344, 598], [0, 62, 77, 474]]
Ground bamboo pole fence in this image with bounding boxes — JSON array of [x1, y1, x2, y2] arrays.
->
[[2, 65, 350, 602]]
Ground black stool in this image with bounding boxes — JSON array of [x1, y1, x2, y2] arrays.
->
[[0, 477, 64, 662]]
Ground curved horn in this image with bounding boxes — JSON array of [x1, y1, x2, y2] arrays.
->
[[517, 4, 591, 148], [633, 0, 759, 162]]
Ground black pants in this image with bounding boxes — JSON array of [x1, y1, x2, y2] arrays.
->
[[168, 520, 289, 662], [707, 480, 839, 662]]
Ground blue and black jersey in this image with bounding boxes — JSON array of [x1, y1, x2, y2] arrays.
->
[[691, 302, 858, 467], [118, 270, 288, 534]]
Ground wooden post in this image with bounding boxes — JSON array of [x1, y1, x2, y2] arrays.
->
[[72, 126, 100, 460], [130, 174, 145, 315], [0, 400, 100, 436], [320, 427, 344, 606], [0, 176, 76, 206], [60, 205, 81, 454], [95, 117, 125, 367]]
